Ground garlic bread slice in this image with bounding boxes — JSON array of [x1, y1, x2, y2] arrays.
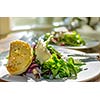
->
[[7, 40, 33, 75]]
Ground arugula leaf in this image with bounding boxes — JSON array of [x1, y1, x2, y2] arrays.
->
[[47, 45, 62, 58], [34, 34, 85, 80], [41, 54, 84, 79], [44, 31, 85, 46]]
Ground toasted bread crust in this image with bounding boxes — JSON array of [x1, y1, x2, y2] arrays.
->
[[7, 40, 33, 75]]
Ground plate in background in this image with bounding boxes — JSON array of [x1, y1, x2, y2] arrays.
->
[[51, 37, 100, 50]]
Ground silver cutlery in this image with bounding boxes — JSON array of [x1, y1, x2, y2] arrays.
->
[[67, 53, 100, 61]]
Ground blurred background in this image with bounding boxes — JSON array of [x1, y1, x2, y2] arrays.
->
[[1, 17, 100, 34], [1, 17, 100, 37], [0, 17, 100, 52]]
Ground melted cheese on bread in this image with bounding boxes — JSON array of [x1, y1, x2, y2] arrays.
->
[[7, 40, 33, 75]]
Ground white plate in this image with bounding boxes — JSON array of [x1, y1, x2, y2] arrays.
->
[[66, 37, 100, 49], [41, 35, 100, 50], [0, 50, 100, 82], [50, 37, 100, 50]]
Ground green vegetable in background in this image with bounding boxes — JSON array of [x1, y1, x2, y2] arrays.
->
[[63, 31, 85, 46], [44, 31, 86, 46]]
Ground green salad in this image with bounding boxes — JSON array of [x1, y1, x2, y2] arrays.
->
[[43, 31, 86, 46], [26, 37, 85, 81]]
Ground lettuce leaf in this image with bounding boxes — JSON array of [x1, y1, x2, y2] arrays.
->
[[41, 54, 85, 79]]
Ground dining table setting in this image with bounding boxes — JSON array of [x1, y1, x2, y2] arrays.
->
[[0, 24, 100, 82]]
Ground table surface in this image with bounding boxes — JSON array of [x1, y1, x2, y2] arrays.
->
[[0, 33, 100, 82]]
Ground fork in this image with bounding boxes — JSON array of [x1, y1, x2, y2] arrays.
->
[[68, 53, 100, 61]]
